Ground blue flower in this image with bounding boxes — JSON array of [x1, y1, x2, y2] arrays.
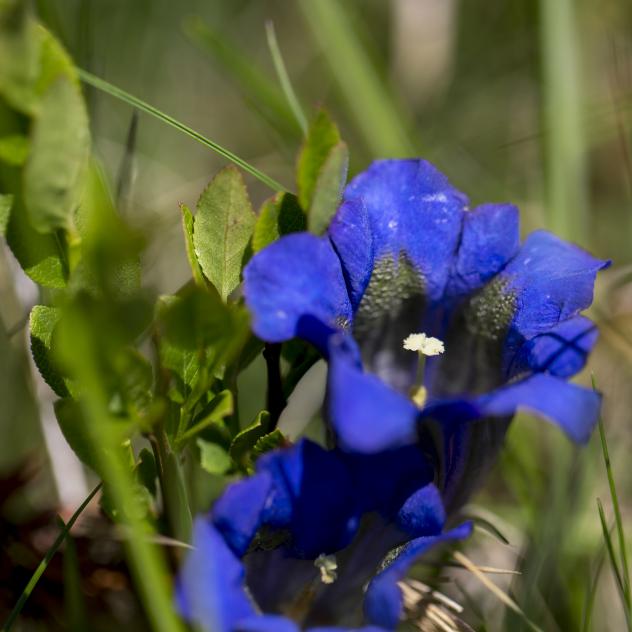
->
[[176, 439, 472, 631], [244, 159, 609, 509]]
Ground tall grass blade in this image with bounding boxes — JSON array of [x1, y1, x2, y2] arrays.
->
[[298, 0, 414, 157], [265, 21, 308, 135], [593, 375, 631, 608], [2, 484, 101, 631], [78, 69, 286, 192], [581, 538, 608, 632], [183, 17, 300, 140], [597, 500, 632, 629], [539, 0, 588, 243]]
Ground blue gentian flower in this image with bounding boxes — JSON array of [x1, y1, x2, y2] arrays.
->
[[177, 439, 472, 631], [244, 159, 609, 510]]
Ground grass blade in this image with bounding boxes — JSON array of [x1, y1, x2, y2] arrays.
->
[[265, 21, 308, 135], [593, 375, 631, 608], [298, 0, 414, 157], [581, 537, 608, 632], [2, 483, 101, 631], [597, 499, 631, 629], [78, 69, 286, 192]]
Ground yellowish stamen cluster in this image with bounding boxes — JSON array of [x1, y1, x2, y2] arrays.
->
[[314, 554, 338, 585], [403, 332, 445, 409]]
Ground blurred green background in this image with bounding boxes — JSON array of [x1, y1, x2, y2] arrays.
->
[[1, 0, 631, 630]]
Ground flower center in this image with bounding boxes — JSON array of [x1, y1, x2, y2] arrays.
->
[[403, 333, 445, 408]]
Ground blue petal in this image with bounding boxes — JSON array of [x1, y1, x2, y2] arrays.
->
[[213, 472, 272, 556], [512, 315, 598, 378], [341, 159, 468, 302], [235, 615, 300, 632], [243, 233, 351, 349], [502, 230, 609, 340], [327, 336, 419, 453], [395, 483, 446, 537], [364, 523, 473, 630], [256, 439, 359, 557], [479, 373, 601, 444], [446, 203, 520, 299], [328, 199, 374, 311], [177, 519, 255, 632]]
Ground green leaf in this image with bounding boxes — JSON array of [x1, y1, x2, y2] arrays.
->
[[5, 194, 67, 287], [177, 389, 233, 446], [0, 0, 40, 113], [193, 166, 256, 301], [229, 410, 271, 470], [308, 141, 348, 235], [158, 285, 250, 366], [296, 109, 341, 210], [0, 193, 12, 236], [252, 192, 306, 253], [0, 134, 29, 166], [34, 24, 80, 95], [136, 448, 157, 497], [54, 398, 102, 473], [197, 439, 231, 475], [180, 203, 206, 287], [24, 75, 90, 233], [252, 429, 285, 461], [29, 305, 70, 397]]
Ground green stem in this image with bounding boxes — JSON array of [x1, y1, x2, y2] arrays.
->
[[78, 69, 287, 193]]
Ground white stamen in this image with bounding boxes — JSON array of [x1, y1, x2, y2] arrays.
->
[[314, 554, 338, 585], [403, 333, 445, 356]]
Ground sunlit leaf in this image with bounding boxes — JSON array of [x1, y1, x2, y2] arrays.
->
[[251, 429, 285, 461], [197, 438, 231, 475], [29, 305, 70, 397], [229, 410, 271, 471], [308, 141, 348, 235], [296, 109, 341, 210], [177, 390, 233, 446], [24, 76, 90, 233], [180, 203, 206, 287], [193, 166, 256, 301]]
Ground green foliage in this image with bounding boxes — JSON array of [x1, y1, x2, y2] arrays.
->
[[193, 166, 256, 301], [308, 141, 348, 235], [251, 429, 285, 460], [0, 192, 12, 235], [197, 438, 231, 475], [252, 192, 305, 253], [297, 109, 341, 210], [229, 410, 271, 471], [29, 305, 69, 397], [180, 203, 206, 287], [23, 76, 89, 233], [0, 133, 28, 165], [177, 389, 233, 447]]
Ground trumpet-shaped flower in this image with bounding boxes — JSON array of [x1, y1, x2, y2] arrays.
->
[[176, 439, 472, 631], [244, 159, 609, 509]]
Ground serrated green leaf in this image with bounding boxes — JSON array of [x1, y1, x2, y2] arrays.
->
[[197, 438, 231, 475], [252, 192, 306, 253], [29, 304, 70, 397], [0, 134, 28, 166], [308, 141, 348, 235], [5, 194, 67, 287], [193, 166, 256, 301], [178, 389, 233, 446], [296, 109, 341, 210], [24, 76, 90, 233], [229, 410, 271, 469], [0, 193, 12, 236], [180, 203, 206, 287], [0, 0, 40, 113], [252, 429, 285, 461]]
